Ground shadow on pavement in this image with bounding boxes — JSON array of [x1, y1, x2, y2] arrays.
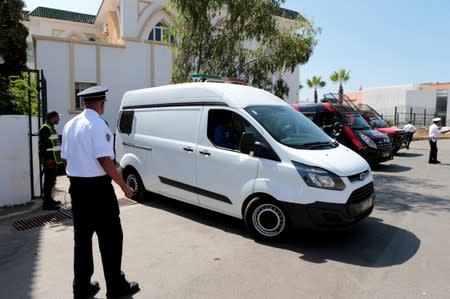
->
[[272, 216, 420, 268], [373, 174, 450, 213], [371, 163, 412, 173], [394, 152, 423, 158], [0, 215, 71, 299], [139, 192, 419, 269]]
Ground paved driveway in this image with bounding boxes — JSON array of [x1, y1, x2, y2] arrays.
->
[[1, 139, 449, 299]]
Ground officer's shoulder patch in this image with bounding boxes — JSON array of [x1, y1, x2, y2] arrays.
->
[[106, 133, 111, 142]]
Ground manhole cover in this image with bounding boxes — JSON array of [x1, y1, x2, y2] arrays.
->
[[12, 198, 137, 231], [13, 209, 72, 231], [118, 197, 138, 207]]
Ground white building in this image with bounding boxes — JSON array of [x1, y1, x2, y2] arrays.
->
[[361, 83, 450, 126], [23, 0, 301, 132]]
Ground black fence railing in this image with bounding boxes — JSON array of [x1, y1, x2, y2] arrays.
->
[[381, 107, 445, 128]]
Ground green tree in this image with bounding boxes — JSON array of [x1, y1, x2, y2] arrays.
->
[[330, 68, 350, 101], [0, 0, 29, 114], [169, 0, 319, 100], [306, 75, 326, 103], [0, 0, 28, 77], [7, 72, 38, 115]]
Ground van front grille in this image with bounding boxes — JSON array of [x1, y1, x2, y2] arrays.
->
[[347, 182, 373, 204], [376, 140, 392, 152]]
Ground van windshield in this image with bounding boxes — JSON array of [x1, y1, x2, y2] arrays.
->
[[245, 105, 337, 149], [342, 112, 372, 130], [370, 117, 388, 128]]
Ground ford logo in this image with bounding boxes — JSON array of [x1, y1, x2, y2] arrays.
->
[[359, 171, 368, 181]]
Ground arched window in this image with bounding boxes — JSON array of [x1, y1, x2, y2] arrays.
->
[[148, 22, 174, 43]]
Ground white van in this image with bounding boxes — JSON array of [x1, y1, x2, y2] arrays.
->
[[115, 82, 375, 241]]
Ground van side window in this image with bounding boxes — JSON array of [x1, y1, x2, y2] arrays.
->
[[118, 111, 134, 134], [207, 109, 257, 151]]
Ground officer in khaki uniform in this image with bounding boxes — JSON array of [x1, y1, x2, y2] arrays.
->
[[39, 111, 62, 210], [61, 86, 140, 299]]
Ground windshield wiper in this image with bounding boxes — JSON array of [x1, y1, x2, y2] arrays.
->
[[302, 141, 336, 149]]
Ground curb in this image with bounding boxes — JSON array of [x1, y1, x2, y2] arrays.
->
[[0, 200, 43, 221]]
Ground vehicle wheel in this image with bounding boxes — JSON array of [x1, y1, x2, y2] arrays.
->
[[392, 147, 400, 154], [244, 197, 289, 242], [123, 169, 146, 202]]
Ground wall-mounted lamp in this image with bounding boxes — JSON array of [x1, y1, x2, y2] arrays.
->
[[102, 23, 109, 36]]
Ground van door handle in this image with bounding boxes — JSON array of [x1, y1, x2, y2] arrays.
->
[[183, 147, 194, 152], [199, 150, 211, 156]]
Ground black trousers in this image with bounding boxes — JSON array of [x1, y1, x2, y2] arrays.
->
[[429, 138, 438, 162], [69, 175, 126, 294], [406, 132, 414, 148], [42, 163, 57, 202]]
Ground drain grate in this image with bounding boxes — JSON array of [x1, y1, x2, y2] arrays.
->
[[118, 197, 138, 207], [13, 209, 73, 231], [12, 198, 137, 231]]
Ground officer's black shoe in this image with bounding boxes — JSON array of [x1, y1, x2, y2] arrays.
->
[[43, 204, 60, 210], [50, 199, 62, 205], [74, 281, 100, 299], [106, 281, 140, 298]]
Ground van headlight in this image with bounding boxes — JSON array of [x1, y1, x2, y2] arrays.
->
[[360, 133, 377, 149], [292, 161, 345, 190]]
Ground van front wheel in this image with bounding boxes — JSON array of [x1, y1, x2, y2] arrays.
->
[[124, 169, 145, 202], [244, 197, 288, 242]]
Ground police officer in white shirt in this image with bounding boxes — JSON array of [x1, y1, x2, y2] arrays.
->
[[428, 117, 441, 164], [403, 121, 416, 149], [61, 86, 140, 298]]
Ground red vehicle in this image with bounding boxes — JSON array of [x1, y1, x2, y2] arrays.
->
[[357, 104, 407, 154], [292, 94, 393, 167]]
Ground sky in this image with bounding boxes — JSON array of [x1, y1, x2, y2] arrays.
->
[[23, 0, 450, 101]]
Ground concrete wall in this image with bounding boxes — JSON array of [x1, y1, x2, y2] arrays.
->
[[0, 116, 40, 207], [362, 85, 449, 126], [34, 37, 173, 132], [363, 84, 414, 117], [404, 89, 437, 124]]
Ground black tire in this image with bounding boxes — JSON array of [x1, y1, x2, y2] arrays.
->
[[123, 168, 146, 202], [244, 197, 289, 242]]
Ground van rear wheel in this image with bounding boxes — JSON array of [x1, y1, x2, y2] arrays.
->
[[244, 197, 289, 242], [124, 169, 145, 202]]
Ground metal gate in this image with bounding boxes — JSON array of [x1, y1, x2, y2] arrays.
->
[[26, 69, 47, 199]]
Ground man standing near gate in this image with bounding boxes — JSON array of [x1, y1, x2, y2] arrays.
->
[[39, 110, 62, 210], [61, 86, 140, 298]]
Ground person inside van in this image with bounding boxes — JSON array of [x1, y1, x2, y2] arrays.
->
[[214, 112, 238, 149]]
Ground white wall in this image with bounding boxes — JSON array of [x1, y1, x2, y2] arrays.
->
[[363, 84, 415, 118], [405, 89, 436, 123], [100, 41, 158, 128], [153, 44, 173, 87], [0, 116, 40, 207], [36, 40, 72, 133], [74, 44, 97, 82], [284, 66, 300, 103]]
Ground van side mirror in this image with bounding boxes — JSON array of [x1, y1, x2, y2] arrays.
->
[[240, 133, 258, 155], [240, 133, 280, 161], [334, 122, 343, 133]]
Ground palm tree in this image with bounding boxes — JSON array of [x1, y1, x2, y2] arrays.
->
[[330, 69, 350, 101], [306, 76, 326, 103]]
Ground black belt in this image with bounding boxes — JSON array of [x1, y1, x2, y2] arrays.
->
[[69, 175, 111, 184]]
